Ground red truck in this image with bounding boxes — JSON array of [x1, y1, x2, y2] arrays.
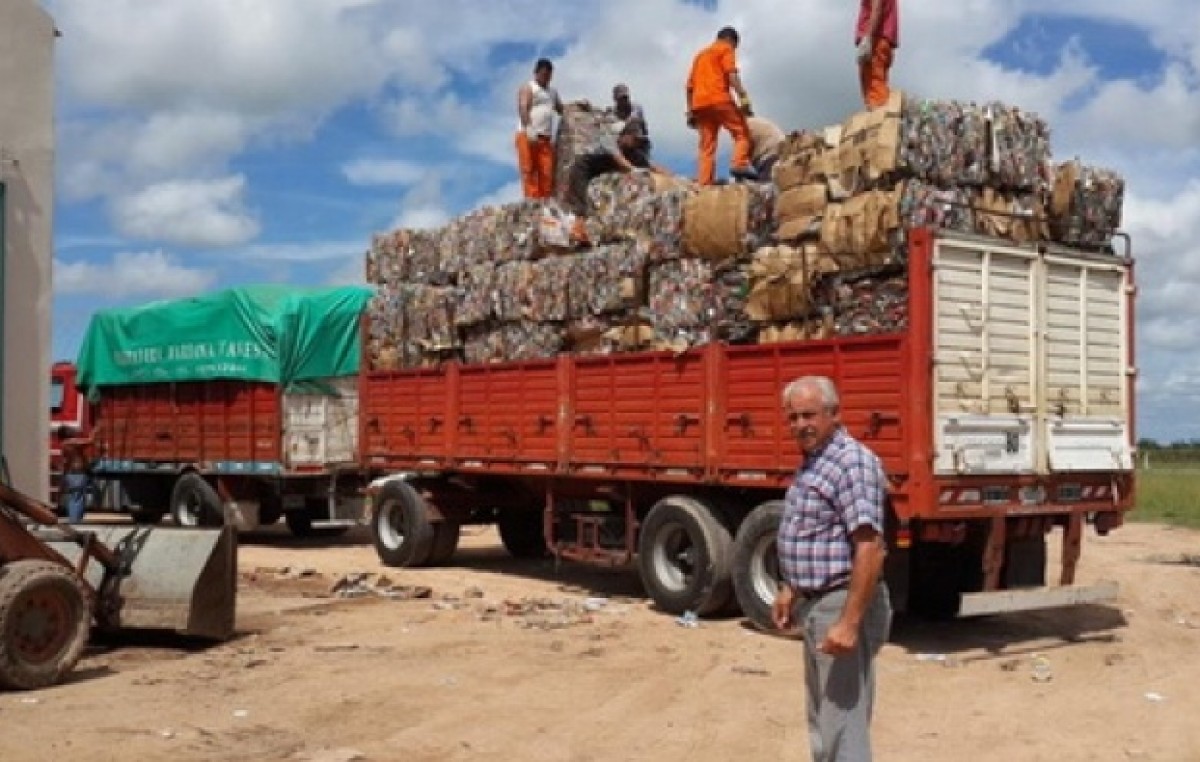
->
[[360, 229, 1136, 624], [76, 231, 1135, 624], [49, 360, 92, 506]]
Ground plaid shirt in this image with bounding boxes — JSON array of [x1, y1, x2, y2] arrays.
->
[[777, 427, 886, 592]]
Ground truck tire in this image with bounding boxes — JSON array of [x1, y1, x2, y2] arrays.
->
[[0, 560, 92, 690], [731, 500, 784, 631], [497, 508, 548, 559], [170, 473, 223, 528], [371, 480, 434, 567], [638, 496, 733, 616], [427, 522, 462, 566]]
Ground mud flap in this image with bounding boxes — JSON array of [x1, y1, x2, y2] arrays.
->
[[46, 526, 237, 641]]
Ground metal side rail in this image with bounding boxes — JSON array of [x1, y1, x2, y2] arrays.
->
[[958, 580, 1119, 617]]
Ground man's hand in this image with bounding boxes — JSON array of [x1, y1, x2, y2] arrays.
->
[[739, 96, 754, 117], [819, 617, 859, 656], [856, 37, 873, 62], [686, 110, 697, 129], [772, 585, 796, 631]]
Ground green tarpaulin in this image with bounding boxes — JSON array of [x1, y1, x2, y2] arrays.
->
[[76, 285, 374, 388]]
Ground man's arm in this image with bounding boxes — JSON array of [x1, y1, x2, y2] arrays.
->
[[554, 89, 564, 115], [517, 84, 532, 129], [819, 526, 885, 655]]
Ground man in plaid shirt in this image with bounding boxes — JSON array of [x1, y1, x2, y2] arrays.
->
[[772, 375, 892, 762]]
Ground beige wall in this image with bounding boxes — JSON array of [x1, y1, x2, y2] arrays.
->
[[0, 1, 55, 499]]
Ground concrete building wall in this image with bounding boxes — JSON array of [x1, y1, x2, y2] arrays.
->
[[0, 1, 56, 499]]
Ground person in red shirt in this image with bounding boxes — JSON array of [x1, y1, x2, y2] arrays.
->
[[686, 27, 756, 185], [855, 0, 899, 109]]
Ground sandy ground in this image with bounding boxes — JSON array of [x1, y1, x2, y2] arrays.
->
[[1, 519, 1198, 762]]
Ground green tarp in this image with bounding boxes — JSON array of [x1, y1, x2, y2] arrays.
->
[[76, 285, 374, 388]]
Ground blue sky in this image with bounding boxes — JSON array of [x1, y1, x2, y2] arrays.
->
[[42, 0, 1200, 442]]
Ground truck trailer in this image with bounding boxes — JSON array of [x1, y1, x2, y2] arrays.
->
[[77, 284, 374, 536], [360, 228, 1135, 625]]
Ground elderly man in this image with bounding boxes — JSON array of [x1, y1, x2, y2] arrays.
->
[[516, 57, 564, 198], [686, 26, 756, 184], [773, 375, 892, 762]]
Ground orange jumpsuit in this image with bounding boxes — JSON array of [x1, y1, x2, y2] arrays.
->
[[686, 39, 752, 185]]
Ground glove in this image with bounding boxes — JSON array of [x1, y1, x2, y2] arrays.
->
[[739, 97, 754, 117], [686, 110, 697, 129], [856, 37, 872, 61]]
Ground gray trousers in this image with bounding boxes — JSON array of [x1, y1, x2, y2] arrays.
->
[[797, 583, 892, 762]]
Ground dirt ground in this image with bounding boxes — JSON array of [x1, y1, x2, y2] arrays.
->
[[1, 519, 1197, 762]]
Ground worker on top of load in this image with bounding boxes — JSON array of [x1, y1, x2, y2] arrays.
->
[[686, 26, 756, 185], [746, 115, 786, 180], [612, 83, 649, 140], [567, 121, 671, 246], [516, 57, 565, 199], [856, 0, 899, 109]]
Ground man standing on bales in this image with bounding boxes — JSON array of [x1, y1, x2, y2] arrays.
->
[[686, 26, 757, 185], [516, 57, 564, 198], [856, 0, 899, 109]]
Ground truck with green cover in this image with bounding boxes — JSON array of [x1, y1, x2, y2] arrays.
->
[[76, 284, 373, 535]]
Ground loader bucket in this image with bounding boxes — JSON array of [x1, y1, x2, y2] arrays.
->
[[45, 526, 237, 641]]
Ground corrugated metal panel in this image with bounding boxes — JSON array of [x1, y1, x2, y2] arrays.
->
[[1043, 256, 1132, 471], [932, 240, 1038, 475]]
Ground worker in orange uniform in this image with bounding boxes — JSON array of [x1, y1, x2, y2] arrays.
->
[[855, 0, 899, 109], [516, 58, 564, 198], [686, 27, 756, 185]]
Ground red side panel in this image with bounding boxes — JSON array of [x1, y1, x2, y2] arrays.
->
[[715, 337, 908, 487], [95, 381, 281, 465], [567, 351, 706, 479], [360, 368, 451, 468], [457, 360, 559, 469]]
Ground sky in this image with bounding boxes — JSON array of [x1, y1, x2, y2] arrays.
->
[[41, 0, 1200, 442]]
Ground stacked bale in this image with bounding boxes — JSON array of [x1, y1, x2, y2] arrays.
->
[[365, 92, 1125, 370]]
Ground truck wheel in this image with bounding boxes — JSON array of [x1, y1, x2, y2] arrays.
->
[[731, 500, 784, 631], [427, 522, 462, 566], [0, 560, 92, 690], [371, 480, 434, 567], [497, 508, 548, 558], [170, 473, 223, 528], [638, 496, 733, 616]]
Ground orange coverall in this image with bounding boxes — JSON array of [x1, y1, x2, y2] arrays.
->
[[686, 39, 752, 185]]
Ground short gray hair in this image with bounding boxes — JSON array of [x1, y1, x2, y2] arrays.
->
[[781, 376, 840, 409]]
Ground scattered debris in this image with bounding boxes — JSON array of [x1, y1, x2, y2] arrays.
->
[[676, 610, 699, 628], [1141, 553, 1200, 568], [233, 709, 250, 718], [1031, 655, 1052, 683], [330, 572, 433, 600], [1143, 692, 1165, 703], [463, 586, 485, 599], [731, 665, 770, 677], [999, 658, 1021, 673], [294, 748, 367, 762], [1103, 653, 1124, 667]]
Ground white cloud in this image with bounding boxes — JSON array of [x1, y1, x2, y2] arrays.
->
[[341, 159, 426, 187], [473, 181, 522, 210], [238, 240, 366, 263], [112, 176, 260, 247], [54, 251, 217, 299]]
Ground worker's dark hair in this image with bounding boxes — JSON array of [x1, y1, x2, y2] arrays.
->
[[717, 26, 739, 45], [534, 58, 554, 74]]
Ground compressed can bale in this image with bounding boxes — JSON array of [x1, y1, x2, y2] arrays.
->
[[1050, 161, 1124, 248], [554, 103, 622, 203]]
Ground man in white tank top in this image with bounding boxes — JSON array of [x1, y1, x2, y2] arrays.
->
[[516, 58, 564, 199]]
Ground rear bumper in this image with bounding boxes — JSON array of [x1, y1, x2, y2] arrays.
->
[[958, 579, 1118, 617]]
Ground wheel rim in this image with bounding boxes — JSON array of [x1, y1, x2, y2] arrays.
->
[[651, 523, 697, 593], [377, 499, 406, 550], [12, 584, 77, 665], [176, 487, 202, 527], [748, 532, 780, 607]]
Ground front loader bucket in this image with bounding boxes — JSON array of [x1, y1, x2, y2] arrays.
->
[[46, 526, 237, 641]]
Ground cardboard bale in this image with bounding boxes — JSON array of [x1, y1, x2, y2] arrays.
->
[[745, 245, 813, 323], [682, 182, 776, 261]]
